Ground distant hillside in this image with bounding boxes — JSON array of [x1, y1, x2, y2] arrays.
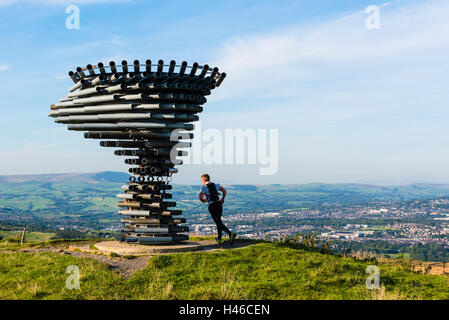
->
[[0, 171, 129, 184], [2, 171, 449, 190], [3, 171, 449, 231]]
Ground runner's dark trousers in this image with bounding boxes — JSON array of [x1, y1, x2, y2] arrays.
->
[[208, 201, 231, 239]]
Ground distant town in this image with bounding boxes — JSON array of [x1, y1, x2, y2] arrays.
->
[[2, 172, 449, 261], [190, 198, 449, 245]]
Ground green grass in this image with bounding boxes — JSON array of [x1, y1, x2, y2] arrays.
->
[[0, 231, 55, 243], [0, 252, 125, 299], [0, 241, 449, 300], [384, 253, 411, 259]]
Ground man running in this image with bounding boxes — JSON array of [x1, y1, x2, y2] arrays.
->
[[199, 174, 237, 244]]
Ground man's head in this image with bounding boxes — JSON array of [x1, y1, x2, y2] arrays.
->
[[201, 174, 210, 185]]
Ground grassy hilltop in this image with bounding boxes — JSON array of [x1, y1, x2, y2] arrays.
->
[[1, 239, 449, 300]]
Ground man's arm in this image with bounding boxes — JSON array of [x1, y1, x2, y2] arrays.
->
[[199, 192, 208, 203], [219, 186, 227, 204]]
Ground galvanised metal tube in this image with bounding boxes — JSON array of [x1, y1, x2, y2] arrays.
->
[[114, 150, 139, 156], [121, 218, 161, 224], [121, 215, 181, 221], [151, 146, 181, 154], [119, 201, 169, 209], [133, 60, 140, 73], [118, 201, 143, 208], [136, 158, 150, 165], [61, 114, 197, 124], [122, 227, 170, 233], [118, 210, 151, 216], [210, 67, 219, 80], [132, 236, 175, 243], [141, 157, 174, 165], [114, 149, 186, 157], [100, 140, 145, 148], [128, 166, 166, 174], [72, 94, 122, 105], [161, 209, 182, 215], [168, 60, 176, 75], [145, 141, 191, 148], [140, 72, 157, 83], [91, 75, 103, 86], [125, 73, 138, 84], [121, 184, 137, 191], [137, 82, 157, 90], [157, 59, 164, 73], [102, 83, 124, 93], [199, 64, 209, 78], [129, 130, 173, 139], [85, 131, 130, 139], [68, 71, 78, 83], [98, 62, 106, 74], [121, 60, 128, 73], [50, 104, 133, 116], [76, 67, 85, 78], [156, 150, 187, 157], [160, 159, 183, 165], [110, 72, 121, 81], [55, 112, 197, 123], [117, 194, 136, 200], [145, 59, 152, 73], [179, 61, 187, 77], [126, 184, 147, 191], [69, 78, 83, 92], [136, 184, 161, 191], [137, 193, 172, 200], [216, 72, 226, 87], [124, 158, 139, 165], [67, 86, 103, 98], [59, 97, 73, 102], [53, 101, 76, 108], [87, 64, 96, 76], [100, 92, 202, 102], [67, 122, 194, 130], [109, 61, 117, 73], [190, 62, 198, 76], [133, 167, 180, 175]]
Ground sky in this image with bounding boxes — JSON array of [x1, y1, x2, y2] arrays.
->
[[0, 0, 448, 184]]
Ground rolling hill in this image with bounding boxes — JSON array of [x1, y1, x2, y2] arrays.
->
[[1, 239, 448, 300]]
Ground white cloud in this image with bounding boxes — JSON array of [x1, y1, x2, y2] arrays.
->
[[0, 63, 9, 71], [55, 35, 125, 55], [197, 0, 449, 183], [211, 0, 449, 101]]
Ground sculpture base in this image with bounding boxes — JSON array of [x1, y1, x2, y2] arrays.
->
[[94, 240, 204, 256]]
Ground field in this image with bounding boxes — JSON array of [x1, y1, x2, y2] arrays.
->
[[1, 239, 449, 300], [0, 231, 55, 242], [3, 172, 449, 230]]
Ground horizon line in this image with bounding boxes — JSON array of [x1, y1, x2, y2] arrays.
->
[[1, 170, 449, 187]]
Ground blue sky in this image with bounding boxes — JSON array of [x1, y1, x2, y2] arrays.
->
[[0, 0, 449, 184]]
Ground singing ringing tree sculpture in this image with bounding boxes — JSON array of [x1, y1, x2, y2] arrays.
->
[[49, 59, 226, 244]]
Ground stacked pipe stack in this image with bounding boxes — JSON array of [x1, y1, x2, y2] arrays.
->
[[48, 59, 226, 244]]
